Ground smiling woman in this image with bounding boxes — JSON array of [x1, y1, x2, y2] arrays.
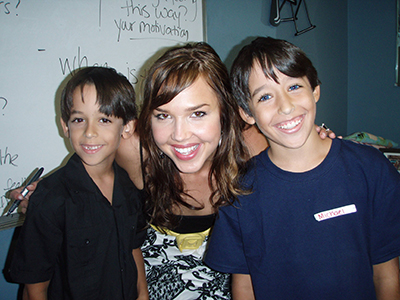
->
[[137, 42, 250, 299], [151, 76, 221, 175]]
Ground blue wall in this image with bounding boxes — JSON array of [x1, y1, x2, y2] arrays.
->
[[348, 0, 400, 142]]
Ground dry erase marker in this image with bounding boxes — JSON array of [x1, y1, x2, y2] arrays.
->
[[6, 167, 44, 216]]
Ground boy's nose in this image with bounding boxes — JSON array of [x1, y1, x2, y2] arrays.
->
[[84, 123, 98, 138], [278, 97, 295, 115]]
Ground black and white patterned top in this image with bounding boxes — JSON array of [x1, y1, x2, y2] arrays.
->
[[142, 215, 231, 300]]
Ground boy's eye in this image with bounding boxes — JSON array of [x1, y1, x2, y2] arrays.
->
[[155, 113, 169, 120], [289, 84, 301, 91], [192, 111, 206, 118], [71, 118, 84, 123], [259, 94, 272, 102], [100, 118, 111, 123]]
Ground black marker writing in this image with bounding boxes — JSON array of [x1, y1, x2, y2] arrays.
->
[[139, 20, 189, 40], [115, 18, 136, 42], [1, 176, 26, 209], [121, 0, 150, 18], [0, 96, 7, 116], [59, 47, 88, 76], [0, 147, 18, 166], [59, 47, 110, 76], [1, 0, 20, 16], [0, 1, 11, 14], [153, 2, 188, 27]]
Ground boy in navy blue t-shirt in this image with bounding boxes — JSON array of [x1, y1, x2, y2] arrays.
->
[[205, 37, 400, 299]]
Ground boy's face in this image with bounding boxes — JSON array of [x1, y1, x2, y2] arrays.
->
[[60, 84, 132, 173], [243, 63, 320, 151]]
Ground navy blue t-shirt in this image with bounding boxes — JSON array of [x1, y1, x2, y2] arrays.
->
[[205, 139, 400, 299]]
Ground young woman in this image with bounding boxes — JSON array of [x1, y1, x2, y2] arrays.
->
[[136, 42, 249, 299]]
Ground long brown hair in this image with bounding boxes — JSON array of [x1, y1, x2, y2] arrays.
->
[[137, 42, 249, 229]]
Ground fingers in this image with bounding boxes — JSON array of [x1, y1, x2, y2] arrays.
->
[[328, 131, 336, 139], [10, 187, 25, 201], [8, 180, 39, 215], [317, 123, 337, 140], [19, 199, 29, 214]]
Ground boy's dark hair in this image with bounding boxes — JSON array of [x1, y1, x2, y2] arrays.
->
[[231, 36, 321, 116], [61, 67, 137, 124]]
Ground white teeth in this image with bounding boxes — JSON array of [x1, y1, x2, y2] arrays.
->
[[278, 119, 301, 130], [83, 145, 101, 150], [174, 145, 198, 155]]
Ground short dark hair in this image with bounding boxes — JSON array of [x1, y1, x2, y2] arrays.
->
[[60, 67, 137, 124], [231, 36, 321, 116]]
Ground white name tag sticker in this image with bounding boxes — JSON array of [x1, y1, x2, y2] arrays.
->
[[314, 204, 357, 222]]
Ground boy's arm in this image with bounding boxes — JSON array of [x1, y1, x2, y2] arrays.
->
[[232, 274, 255, 300], [373, 257, 400, 300], [23, 281, 50, 300], [132, 248, 149, 300]]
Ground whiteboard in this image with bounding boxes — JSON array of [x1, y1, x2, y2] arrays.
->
[[0, 0, 205, 217]]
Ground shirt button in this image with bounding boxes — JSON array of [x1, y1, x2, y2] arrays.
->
[[85, 239, 90, 245]]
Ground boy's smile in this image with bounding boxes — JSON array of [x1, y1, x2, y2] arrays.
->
[[275, 114, 304, 132], [245, 64, 320, 152]]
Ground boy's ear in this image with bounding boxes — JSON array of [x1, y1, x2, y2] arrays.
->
[[121, 120, 135, 139], [239, 107, 256, 125], [313, 85, 321, 103], [60, 117, 70, 138]]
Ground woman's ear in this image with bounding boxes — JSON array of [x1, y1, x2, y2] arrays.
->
[[313, 85, 321, 103], [239, 107, 256, 125], [60, 117, 70, 138], [122, 119, 136, 139]]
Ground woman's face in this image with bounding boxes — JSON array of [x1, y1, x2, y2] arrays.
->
[[151, 76, 222, 174]]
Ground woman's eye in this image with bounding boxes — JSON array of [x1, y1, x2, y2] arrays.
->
[[259, 94, 272, 102], [289, 84, 301, 91], [192, 111, 206, 118], [155, 113, 169, 120]]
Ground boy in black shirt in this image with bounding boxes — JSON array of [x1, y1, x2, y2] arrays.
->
[[10, 67, 148, 300]]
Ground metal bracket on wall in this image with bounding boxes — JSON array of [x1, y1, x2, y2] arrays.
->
[[270, 0, 316, 36]]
